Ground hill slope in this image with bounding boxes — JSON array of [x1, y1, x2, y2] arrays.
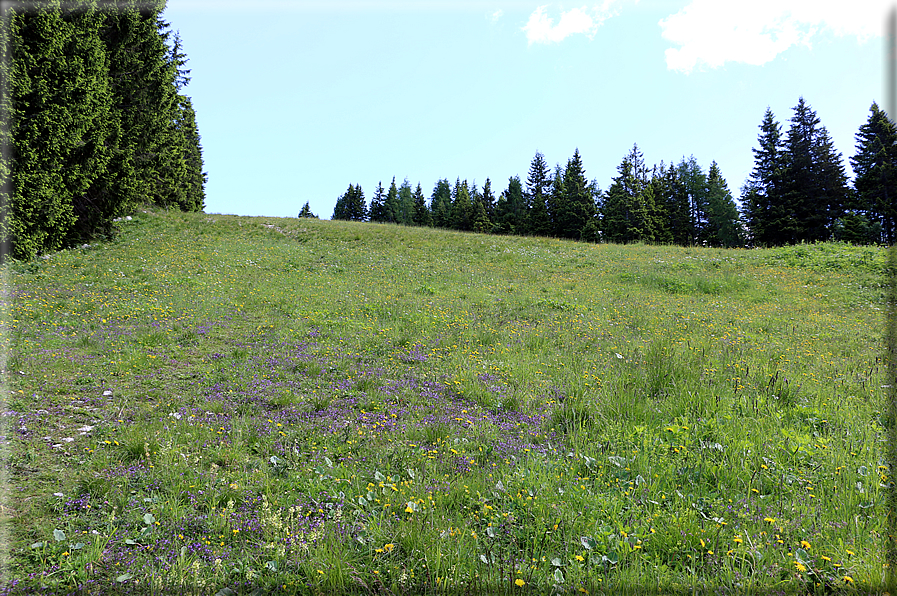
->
[[3, 210, 887, 594]]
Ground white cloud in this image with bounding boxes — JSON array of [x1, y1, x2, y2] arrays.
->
[[491, 9, 504, 22], [523, 2, 623, 45], [660, 0, 891, 74]]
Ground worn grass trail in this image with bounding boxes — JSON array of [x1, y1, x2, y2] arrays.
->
[[2, 210, 888, 594]]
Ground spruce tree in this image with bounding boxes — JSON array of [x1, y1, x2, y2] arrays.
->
[[332, 185, 350, 220], [384, 177, 399, 224], [851, 102, 897, 242], [525, 151, 552, 236], [482, 178, 496, 219], [430, 179, 452, 228], [348, 184, 367, 221], [776, 97, 849, 243], [298, 202, 317, 218], [451, 178, 473, 231], [556, 148, 594, 239], [6, 4, 118, 259], [705, 161, 742, 247], [742, 108, 785, 245], [397, 178, 414, 225], [493, 176, 525, 235], [601, 144, 653, 243], [412, 183, 431, 226], [369, 181, 389, 222], [676, 156, 708, 244]]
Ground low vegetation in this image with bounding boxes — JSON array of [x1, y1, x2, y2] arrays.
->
[[2, 210, 888, 594]]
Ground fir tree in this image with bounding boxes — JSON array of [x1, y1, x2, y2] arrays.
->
[[298, 202, 317, 218], [369, 181, 389, 222], [525, 151, 552, 236], [451, 178, 473, 231], [742, 107, 785, 246], [601, 144, 653, 243], [556, 148, 594, 239], [704, 161, 742, 247], [851, 101, 897, 243], [493, 176, 525, 235], [412, 183, 431, 226], [778, 97, 848, 243], [482, 178, 495, 219], [430, 179, 452, 228], [396, 178, 414, 225], [6, 4, 118, 259], [384, 177, 399, 224]]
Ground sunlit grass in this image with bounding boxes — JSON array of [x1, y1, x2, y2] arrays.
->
[[2, 209, 888, 594]]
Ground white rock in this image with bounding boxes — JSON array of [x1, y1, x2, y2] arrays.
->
[[102, 390, 113, 397], [61, 437, 74, 443]]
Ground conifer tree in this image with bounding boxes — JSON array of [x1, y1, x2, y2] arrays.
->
[[742, 107, 785, 246], [482, 178, 495, 219], [851, 101, 897, 242], [601, 145, 654, 243], [430, 179, 452, 228], [332, 185, 350, 220], [384, 177, 399, 224], [676, 156, 708, 244], [525, 151, 552, 236], [705, 161, 742, 247], [369, 181, 389, 222], [396, 178, 414, 225], [5, 4, 118, 259], [451, 178, 473, 231], [556, 148, 594, 239], [298, 201, 317, 218], [493, 176, 525, 235], [472, 200, 491, 233], [347, 183, 367, 221], [412, 183, 431, 226], [778, 97, 848, 243]]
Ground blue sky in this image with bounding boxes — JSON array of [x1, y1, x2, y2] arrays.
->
[[162, 1, 890, 219]]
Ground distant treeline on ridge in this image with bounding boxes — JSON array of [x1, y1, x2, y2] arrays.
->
[[331, 97, 895, 248], [1, 0, 207, 261]]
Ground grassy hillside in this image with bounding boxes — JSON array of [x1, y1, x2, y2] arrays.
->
[[2, 210, 889, 594]]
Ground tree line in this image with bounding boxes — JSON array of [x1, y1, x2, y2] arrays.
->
[[1, 0, 207, 261], [333, 97, 895, 247]]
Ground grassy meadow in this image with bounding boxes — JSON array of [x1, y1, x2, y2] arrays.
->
[[0, 209, 890, 594]]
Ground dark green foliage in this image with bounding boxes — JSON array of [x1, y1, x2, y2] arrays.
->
[[744, 99, 849, 245], [601, 144, 655, 243], [298, 201, 317, 218], [555, 148, 595, 239], [2, 0, 206, 260], [385, 177, 400, 224], [704, 161, 742, 247], [411, 183, 431, 227], [369, 181, 389, 223], [6, 3, 119, 260], [492, 176, 525, 235], [451, 178, 473, 231], [742, 107, 785, 246], [430, 179, 452, 228], [525, 151, 552, 236], [851, 102, 897, 243], [481, 178, 495, 219], [332, 184, 367, 221]]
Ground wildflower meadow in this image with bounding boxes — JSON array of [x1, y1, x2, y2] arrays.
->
[[1, 210, 889, 594]]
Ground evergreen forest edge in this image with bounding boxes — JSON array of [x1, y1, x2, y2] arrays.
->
[[1, 0, 207, 262], [331, 98, 896, 249]]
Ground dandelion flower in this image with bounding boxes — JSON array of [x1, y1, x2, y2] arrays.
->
[[515, 578, 525, 587], [843, 576, 854, 583], [795, 562, 807, 572], [801, 540, 811, 549]]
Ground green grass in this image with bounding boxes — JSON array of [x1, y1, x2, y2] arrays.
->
[[1, 209, 889, 594]]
